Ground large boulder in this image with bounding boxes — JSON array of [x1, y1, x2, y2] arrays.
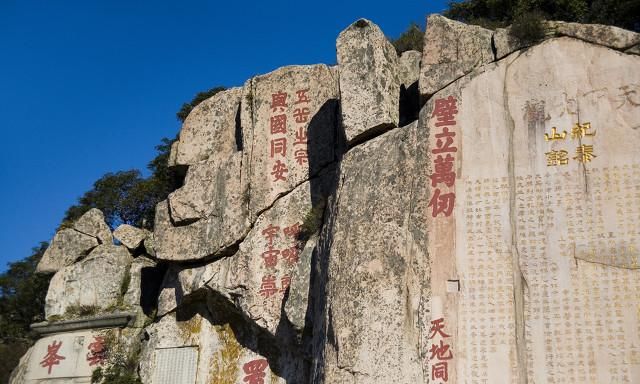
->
[[72, 208, 113, 244], [312, 121, 430, 383], [549, 20, 640, 50], [113, 224, 150, 250], [45, 244, 133, 319], [494, 20, 640, 60], [337, 19, 399, 144], [154, 152, 249, 262], [241, 64, 339, 222], [172, 87, 243, 166], [36, 228, 99, 273], [419, 14, 493, 97]]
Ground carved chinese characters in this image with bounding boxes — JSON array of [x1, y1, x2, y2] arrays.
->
[[426, 93, 461, 384], [26, 331, 106, 380], [39, 340, 65, 374], [268, 89, 311, 182], [242, 65, 339, 221], [429, 318, 454, 383], [426, 38, 640, 383], [258, 222, 300, 298], [243, 359, 269, 384], [429, 96, 459, 217], [544, 122, 597, 166]]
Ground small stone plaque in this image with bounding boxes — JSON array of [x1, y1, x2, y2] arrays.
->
[[153, 346, 198, 384]]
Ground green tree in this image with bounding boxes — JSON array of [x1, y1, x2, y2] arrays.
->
[[0, 242, 51, 340], [176, 86, 226, 123], [0, 242, 51, 382], [62, 136, 178, 230], [391, 23, 425, 54], [444, 0, 640, 32]]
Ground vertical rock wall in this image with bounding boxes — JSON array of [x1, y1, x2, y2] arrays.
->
[[17, 14, 640, 384]]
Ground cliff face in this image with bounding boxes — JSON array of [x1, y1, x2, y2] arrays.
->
[[13, 14, 640, 384]]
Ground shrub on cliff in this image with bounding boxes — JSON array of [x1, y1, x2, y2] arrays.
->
[[445, 0, 640, 32], [391, 23, 425, 54], [176, 86, 226, 123]]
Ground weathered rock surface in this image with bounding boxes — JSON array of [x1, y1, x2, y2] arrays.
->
[[45, 244, 133, 319], [143, 234, 156, 257], [242, 64, 339, 221], [337, 19, 399, 143], [420, 14, 493, 97], [156, 262, 219, 317], [549, 20, 640, 50], [154, 156, 250, 261], [139, 298, 306, 384], [398, 50, 421, 89], [73, 208, 113, 244], [212, 174, 332, 335], [493, 26, 527, 60], [495, 20, 640, 59], [169, 152, 247, 226], [312, 121, 430, 383], [158, 174, 333, 336], [18, 16, 640, 384], [172, 87, 243, 166], [113, 224, 150, 250], [37, 228, 99, 273], [10, 330, 105, 383], [627, 44, 640, 55], [284, 234, 317, 333], [422, 37, 640, 384], [123, 255, 157, 323]]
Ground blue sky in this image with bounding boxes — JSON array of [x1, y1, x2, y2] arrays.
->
[[0, 0, 448, 272]]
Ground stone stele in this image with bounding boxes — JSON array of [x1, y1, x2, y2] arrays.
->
[[424, 37, 640, 383]]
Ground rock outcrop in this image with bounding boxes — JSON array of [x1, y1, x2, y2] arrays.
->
[[45, 244, 133, 318], [312, 121, 430, 383], [337, 19, 399, 144], [114, 223, 150, 250], [419, 14, 493, 97], [15, 14, 640, 384], [36, 208, 113, 273]]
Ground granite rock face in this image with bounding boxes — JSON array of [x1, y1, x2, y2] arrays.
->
[[421, 37, 640, 384], [139, 297, 306, 384], [311, 122, 430, 383], [155, 151, 249, 262], [73, 208, 113, 244], [113, 224, 150, 250], [419, 14, 493, 97], [17, 15, 640, 384], [172, 87, 243, 166], [37, 228, 99, 273], [123, 255, 157, 317], [242, 64, 339, 221], [157, 174, 333, 337], [44, 244, 133, 319], [337, 19, 399, 144], [549, 20, 640, 50]]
